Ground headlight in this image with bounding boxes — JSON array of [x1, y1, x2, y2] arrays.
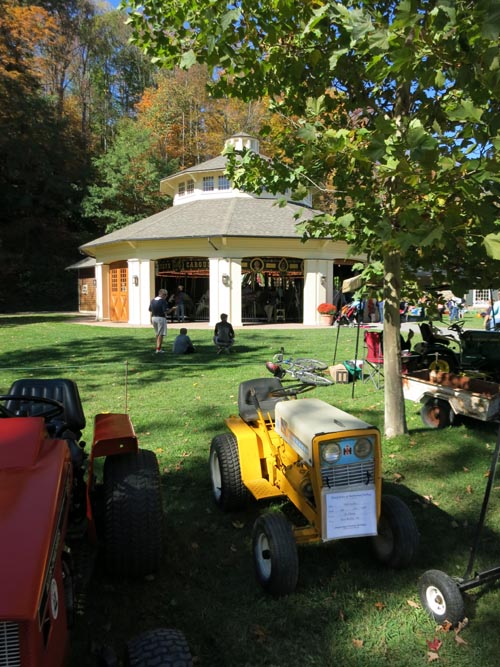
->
[[354, 437, 372, 459], [322, 442, 341, 463]]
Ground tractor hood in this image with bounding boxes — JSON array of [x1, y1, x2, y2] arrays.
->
[[0, 418, 72, 620], [275, 398, 375, 467]]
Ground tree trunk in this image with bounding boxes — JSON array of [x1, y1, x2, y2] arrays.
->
[[383, 248, 407, 437]]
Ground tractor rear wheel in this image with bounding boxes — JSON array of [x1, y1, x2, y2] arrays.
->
[[418, 569, 465, 626], [372, 495, 419, 569], [103, 449, 162, 577], [209, 433, 248, 511], [252, 512, 299, 596], [126, 628, 192, 667]]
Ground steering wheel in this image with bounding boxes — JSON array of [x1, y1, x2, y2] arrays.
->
[[0, 394, 64, 420], [448, 321, 465, 333], [269, 383, 316, 398]]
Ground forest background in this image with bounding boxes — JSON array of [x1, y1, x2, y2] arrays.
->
[[0, 0, 275, 312]]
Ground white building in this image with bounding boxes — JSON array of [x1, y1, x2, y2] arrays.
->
[[80, 133, 364, 326]]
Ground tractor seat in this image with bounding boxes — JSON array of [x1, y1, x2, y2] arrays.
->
[[238, 377, 287, 423], [6, 378, 86, 438]]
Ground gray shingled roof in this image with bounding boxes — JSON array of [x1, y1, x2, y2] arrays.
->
[[80, 197, 325, 252]]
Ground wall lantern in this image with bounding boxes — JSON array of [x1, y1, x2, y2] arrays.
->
[[221, 273, 231, 287], [132, 275, 139, 286], [320, 274, 327, 287]]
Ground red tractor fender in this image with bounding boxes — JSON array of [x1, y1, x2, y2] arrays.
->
[[86, 413, 139, 541]]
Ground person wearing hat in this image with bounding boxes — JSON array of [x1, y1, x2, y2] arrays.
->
[[149, 288, 169, 353]]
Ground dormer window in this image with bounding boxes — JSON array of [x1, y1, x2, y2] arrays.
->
[[218, 175, 230, 191], [203, 176, 214, 192], [178, 181, 185, 196], [187, 180, 194, 194]]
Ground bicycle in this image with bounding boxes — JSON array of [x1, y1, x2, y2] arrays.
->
[[265, 347, 333, 389]]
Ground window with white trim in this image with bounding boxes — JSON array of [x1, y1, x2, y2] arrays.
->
[[187, 180, 194, 194], [218, 175, 230, 190], [203, 176, 214, 191], [178, 181, 185, 196]]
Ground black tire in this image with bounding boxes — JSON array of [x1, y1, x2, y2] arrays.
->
[[420, 398, 452, 429], [126, 628, 193, 667], [418, 569, 466, 626], [103, 449, 163, 577], [252, 512, 299, 596], [209, 433, 248, 511], [372, 495, 419, 569]]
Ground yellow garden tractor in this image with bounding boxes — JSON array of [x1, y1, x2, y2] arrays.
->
[[209, 374, 420, 595]]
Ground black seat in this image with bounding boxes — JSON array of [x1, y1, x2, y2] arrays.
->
[[238, 377, 287, 423], [6, 378, 86, 437], [419, 322, 433, 343]]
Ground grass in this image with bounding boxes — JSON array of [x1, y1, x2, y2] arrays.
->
[[1, 312, 499, 666]]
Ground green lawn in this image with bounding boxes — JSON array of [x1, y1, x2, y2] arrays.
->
[[1, 312, 499, 666]]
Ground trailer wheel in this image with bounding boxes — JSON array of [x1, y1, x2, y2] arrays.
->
[[126, 628, 192, 667], [103, 449, 162, 577], [209, 433, 248, 511], [252, 512, 299, 596], [420, 398, 452, 429], [418, 569, 466, 626], [372, 495, 419, 568]]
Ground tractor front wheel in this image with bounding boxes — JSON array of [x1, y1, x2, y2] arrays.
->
[[252, 512, 298, 596], [103, 449, 162, 577], [209, 433, 248, 511], [372, 495, 419, 568], [126, 628, 192, 667], [418, 569, 466, 626]]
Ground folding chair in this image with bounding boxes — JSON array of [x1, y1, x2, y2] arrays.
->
[[363, 331, 384, 389]]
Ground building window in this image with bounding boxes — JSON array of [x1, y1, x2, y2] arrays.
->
[[474, 289, 492, 305], [178, 181, 185, 196], [203, 176, 214, 192], [218, 175, 230, 190], [187, 180, 194, 194]]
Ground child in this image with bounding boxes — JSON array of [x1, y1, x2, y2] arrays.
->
[[172, 327, 195, 354]]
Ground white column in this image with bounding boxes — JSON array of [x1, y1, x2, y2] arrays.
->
[[95, 262, 110, 321], [126, 259, 154, 325], [209, 257, 242, 326], [303, 259, 332, 324]]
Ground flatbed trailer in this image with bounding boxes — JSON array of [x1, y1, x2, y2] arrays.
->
[[401, 369, 500, 428]]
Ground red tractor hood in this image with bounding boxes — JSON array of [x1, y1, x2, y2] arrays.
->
[[0, 418, 72, 620]]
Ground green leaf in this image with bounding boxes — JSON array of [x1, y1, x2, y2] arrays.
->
[[484, 233, 500, 260], [180, 49, 197, 69]]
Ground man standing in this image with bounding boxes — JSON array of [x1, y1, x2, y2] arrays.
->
[[149, 288, 169, 353]]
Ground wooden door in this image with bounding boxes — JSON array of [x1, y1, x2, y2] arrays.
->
[[109, 262, 129, 322]]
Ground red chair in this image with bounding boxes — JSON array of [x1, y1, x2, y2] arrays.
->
[[363, 331, 384, 389]]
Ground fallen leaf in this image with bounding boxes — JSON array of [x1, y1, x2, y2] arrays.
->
[[455, 634, 468, 646], [388, 453, 396, 459], [374, 601, 385, 611], [463, 467, 469, 472], [440, 620, 452, 633], [232, 520, 245, 529], [426, 638, 442, 652], [352, 638, 363, 649], [484, 470, 491, 478], [252, 625, 267, 643], [466, 484, 473, 494], [230, 544, 237, 552], [455, 617, 469, 634], [427, 651, 439, 662], [407, 599, 420, 608], [393, 472, 404, 482]]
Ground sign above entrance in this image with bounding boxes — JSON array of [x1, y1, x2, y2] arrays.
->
[[157, 258, 209, 276]]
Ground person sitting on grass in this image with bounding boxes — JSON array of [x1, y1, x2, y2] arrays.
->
[[172, 327, 195, 354], [213, 313, 235, 353]]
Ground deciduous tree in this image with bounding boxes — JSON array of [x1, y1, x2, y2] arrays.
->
[[123, 0, 500, 436]]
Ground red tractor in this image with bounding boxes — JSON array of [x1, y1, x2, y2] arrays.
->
[[0, 378, 192, 667]]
